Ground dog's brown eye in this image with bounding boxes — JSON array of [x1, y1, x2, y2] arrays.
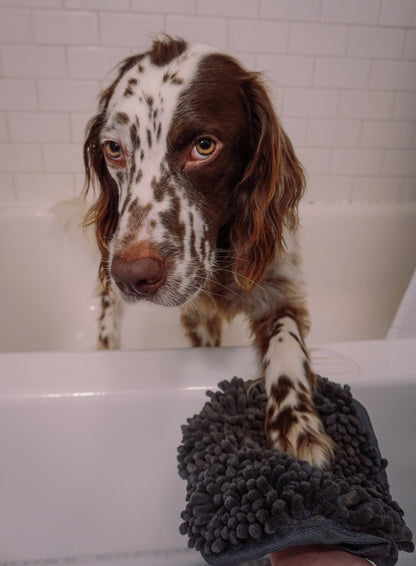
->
[[104, 141, 123, 161], [194, 138, 216, 157]]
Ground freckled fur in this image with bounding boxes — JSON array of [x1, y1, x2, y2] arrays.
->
[[83, 36, 334, 469]]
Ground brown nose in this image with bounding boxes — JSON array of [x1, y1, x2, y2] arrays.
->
[[111, 243, 166, 297]]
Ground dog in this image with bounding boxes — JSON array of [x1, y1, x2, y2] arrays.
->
[[83, 36, 334, 468]]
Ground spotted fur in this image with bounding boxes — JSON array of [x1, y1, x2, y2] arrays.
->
[[83, 36, 334, 468]]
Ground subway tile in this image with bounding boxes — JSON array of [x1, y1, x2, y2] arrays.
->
[[380, 0, 416, 27], [289, 23, 348, 56], [134, 0, 196, 14], [401, 178, 416, 201], [165, 15, 227, 50], [296, 147, 331, 175], [314, 57, 371, 89], [307, 119, 361, 147], [370, 60, 416, 91], [383, 149, 416, 176], [0, 112, 6, 141], [70, 112, 91, 143], [347, 26, 404, 59], [0, 173, 15, 200], [67, 46, 130, 79], [33, 9, 98, 45], [404, 30, 416, 60], [100, 12, 164, 48], [0, 79, 37, 111], [230, 51, 257, 70], [305, 175, 353, 202], [361, 121, 413, 148], [392, 92, 416, 120], [281, 117, 308, 147], [65, 0, 130, 10], [283, 88, 339, 118], [352, 177, 402, 202], [9, 112, 71, 143], [38, 80, 99, 112], [0, 0, 61, 6], [0, 143, 42, 172], [339, 91, 394, 120], [331, 148, 384, 175], [1, 45, 66, 78], [74, 172, 85, 195], [0, 8, 31, 43], [321, 0, 380, 24], [42, 144, 83, 173], [260, 0, 321, 21], [15, 173, 76, 201], [257, 54, 314, 87], [197, 0, 256, 18], [229, 19, 289, 53]]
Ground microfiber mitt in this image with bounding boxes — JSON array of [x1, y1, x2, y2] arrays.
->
[[177, 376, 414, 566]]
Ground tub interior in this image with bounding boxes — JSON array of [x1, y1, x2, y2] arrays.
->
[[1, 201, 416, 353]]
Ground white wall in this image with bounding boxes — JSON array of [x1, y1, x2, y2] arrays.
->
[[0, 0, 415, 205]]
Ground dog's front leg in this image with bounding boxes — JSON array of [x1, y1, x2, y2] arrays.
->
[[96, 278, 122, 350], [252, 312, 334, 468], [180, 302, 223, 348]]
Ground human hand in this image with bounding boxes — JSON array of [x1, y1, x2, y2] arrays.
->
[[270, 545, 373, 565]]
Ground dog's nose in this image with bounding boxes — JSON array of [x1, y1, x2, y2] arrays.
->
[[111, 244, 166, 297]]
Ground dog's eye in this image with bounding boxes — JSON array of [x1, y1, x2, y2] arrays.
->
[[192, 138, 217, 160], [104, 141, 123, 162]]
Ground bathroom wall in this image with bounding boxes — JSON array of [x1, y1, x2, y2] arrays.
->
[[0, 0, 415, 205]]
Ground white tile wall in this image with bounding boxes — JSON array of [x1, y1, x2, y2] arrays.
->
[[0, 0, 414, 203]]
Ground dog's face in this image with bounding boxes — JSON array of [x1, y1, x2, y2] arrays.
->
[[84, 38, 305, 307]]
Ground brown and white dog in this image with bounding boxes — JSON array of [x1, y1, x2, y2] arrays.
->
[[83, 36, 334, 468]]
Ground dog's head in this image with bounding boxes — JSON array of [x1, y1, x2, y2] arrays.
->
[[83, 36, 305, 306]]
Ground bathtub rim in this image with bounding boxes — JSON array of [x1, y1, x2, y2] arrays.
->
[[0, 339, 415, 405]]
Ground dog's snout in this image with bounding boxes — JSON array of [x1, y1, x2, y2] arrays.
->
[[111, 243, 166, 298]]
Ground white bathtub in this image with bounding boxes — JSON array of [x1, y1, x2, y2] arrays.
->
[[0, 340, 415, 566], [0, 201, 415, 565]]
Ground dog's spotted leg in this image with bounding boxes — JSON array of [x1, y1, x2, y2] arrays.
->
[[96, 284, 122, 350], [180, 303, 223, 347], [258, 315, 334, 468]]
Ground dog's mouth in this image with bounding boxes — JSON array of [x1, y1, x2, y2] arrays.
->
[[110, 241, 211, 307], [110, 260, 204, 308], [112, 277, 200, 308]]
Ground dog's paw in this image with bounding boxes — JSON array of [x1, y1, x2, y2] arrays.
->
[[266, 401, 334, 469], [292, 424, 335, 469], [96, 335, 119, 350]]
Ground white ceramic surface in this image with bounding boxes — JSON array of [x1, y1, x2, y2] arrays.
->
[[0, 340, 415, 565]]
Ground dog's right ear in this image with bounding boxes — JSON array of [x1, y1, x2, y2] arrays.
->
[[82, 110, 119, 258]]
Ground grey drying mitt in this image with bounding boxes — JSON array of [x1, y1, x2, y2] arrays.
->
[[178, 376, 414, 566]]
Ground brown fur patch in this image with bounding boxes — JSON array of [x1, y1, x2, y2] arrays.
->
[[126, 199, 152, 234], [150, 36, 188, 67], [266, 406, 299, 452], [270, 375, 295, 407]]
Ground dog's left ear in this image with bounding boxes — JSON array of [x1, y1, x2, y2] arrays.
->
[[230, 71, 306, 290]]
